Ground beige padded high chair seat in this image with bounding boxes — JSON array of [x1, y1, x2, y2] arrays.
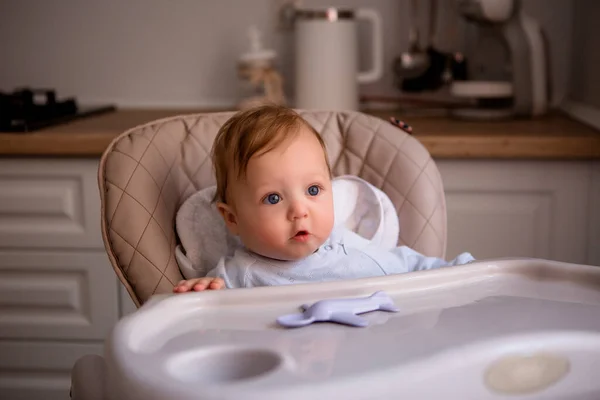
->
[[98, 110, 448, 307]]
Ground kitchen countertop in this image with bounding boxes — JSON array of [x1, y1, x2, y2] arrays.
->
[[1, 108, 599, 159]]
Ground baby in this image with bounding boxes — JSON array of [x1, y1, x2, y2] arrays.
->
[[173, 105, 474, 292]]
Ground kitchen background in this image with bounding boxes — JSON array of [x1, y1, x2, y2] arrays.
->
[[1, 0, 595, 110], [1, 2, 600, 400]]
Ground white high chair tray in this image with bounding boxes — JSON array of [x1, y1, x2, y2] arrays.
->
[[103, 258, 600, 400]]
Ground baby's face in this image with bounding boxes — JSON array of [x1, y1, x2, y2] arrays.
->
[[222, 127, 334, 260]]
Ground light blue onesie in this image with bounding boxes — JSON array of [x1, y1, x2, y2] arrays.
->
[[206, 227, 475, 289]]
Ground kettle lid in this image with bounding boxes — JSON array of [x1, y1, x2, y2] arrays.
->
[[295, 7, 355, 21]]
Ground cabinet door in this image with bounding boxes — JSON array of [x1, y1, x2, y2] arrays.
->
[[0, 159, 102, 249], [0, 251, 119, 340], [589, 162, 600, 266], [119, 282, 138, 317], [0, 340, 103, 400], [438, 160, 591, 264]]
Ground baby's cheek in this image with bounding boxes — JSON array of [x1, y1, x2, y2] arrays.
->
[[255, 209, 284, 232], [254, 224, 282, 246], [317, 202, 335, 231]]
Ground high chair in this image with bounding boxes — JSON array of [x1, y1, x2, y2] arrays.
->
[[97, 110, 448, 307], [71, 110, 600, 400]]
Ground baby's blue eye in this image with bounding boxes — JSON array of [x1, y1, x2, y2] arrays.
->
[[264, 193, 280, 204], [307, 185, 320, 196]]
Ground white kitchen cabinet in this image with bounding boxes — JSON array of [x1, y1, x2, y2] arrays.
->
[[119, 283, 137, 317], [0, 159, 117, 400], [0, 159, 102, 249], [0, 157, 598, 400], [438, 160, 597, 265], [0, 251, 119, 340], [589, 162, 600, 266], [0, 341, 104, 400]]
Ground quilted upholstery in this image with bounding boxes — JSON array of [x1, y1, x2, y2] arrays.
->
[[98, 110, 447, 307]]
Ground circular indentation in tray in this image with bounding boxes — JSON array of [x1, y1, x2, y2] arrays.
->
[[484, 353, 570, 395], [166, 347, 283, 384]]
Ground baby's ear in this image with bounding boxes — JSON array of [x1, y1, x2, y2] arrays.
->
[[216, 202, 239, 235]]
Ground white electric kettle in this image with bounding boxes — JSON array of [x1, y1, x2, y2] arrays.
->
[[294, 7, 383, 111]]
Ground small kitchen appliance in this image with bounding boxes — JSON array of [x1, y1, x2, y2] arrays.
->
[[0, 88, 115, 132], [450, 0, 550, 119], [292, 7, 384, 111]]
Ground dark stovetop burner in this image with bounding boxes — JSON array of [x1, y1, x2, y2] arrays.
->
[[0, 88, 116, 132]]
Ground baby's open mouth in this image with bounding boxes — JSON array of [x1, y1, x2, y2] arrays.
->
[[292, 230, 310, 241]]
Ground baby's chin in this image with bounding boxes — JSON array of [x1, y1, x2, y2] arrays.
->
[[251, 242, 323, 261]]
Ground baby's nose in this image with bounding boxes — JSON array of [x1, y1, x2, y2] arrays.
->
[[287, 199, 308, 220]]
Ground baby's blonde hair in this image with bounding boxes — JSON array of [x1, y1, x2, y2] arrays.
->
[[211, 104, 331, 204]]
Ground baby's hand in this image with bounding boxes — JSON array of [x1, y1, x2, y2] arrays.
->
[[173, 277, 225, 293]]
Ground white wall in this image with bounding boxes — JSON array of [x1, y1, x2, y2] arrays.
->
[[0, 0, 572, 108]]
